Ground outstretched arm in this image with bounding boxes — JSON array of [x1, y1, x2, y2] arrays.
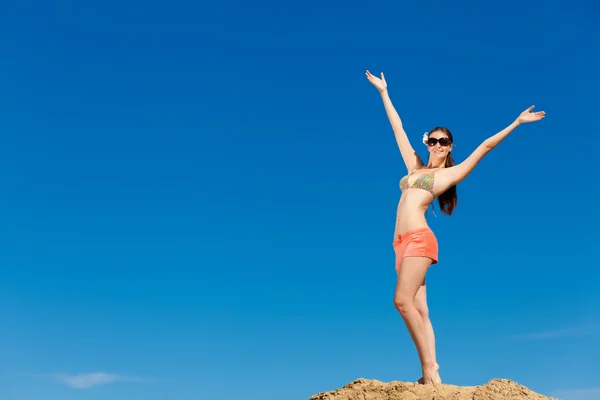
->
[[447, 106, 546, 185], [366, 71, 421, 172]]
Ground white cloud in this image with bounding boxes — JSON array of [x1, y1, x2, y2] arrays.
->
[[52, 372, 137, 389], [552, 387, 600, 400]]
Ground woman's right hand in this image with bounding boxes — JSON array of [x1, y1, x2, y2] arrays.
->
[[365, 70, 387, 93]]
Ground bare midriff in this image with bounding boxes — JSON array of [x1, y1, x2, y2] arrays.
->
[[393, 189, 436, 240]]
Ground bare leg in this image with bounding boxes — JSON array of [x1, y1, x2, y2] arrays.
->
[[414, 279, 441, 384], [393, 256, 438, 384]]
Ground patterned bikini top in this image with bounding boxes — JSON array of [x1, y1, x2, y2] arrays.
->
[[399, 168, 439, 197]]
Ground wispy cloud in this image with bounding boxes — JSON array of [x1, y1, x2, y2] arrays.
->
[[51, 372, 143, 389], [552, 387, 600, 400], [511, 323, 599, 340]]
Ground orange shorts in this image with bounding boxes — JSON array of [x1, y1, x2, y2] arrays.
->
[[393, 227, 438, 270]]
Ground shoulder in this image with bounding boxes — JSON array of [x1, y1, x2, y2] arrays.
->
[[433, 165, 465, 190]]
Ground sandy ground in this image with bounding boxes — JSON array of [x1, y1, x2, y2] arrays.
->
[[309, 378, 557, 400]]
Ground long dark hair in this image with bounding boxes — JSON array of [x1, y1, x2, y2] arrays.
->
[[428, 127, 457, 216]]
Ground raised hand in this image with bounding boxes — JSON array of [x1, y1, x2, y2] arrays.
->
[[365, 70, 387, 93], [517, 106, 546, 124]]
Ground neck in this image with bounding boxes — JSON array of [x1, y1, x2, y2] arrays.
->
[[427, 158, 446, 168]]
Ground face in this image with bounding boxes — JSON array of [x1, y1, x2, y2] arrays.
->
[[426, 130, 453, 160]]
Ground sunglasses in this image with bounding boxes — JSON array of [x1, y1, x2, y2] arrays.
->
[[426, 137, 452, 147]]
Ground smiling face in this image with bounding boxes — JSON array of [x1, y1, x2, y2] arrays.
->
[[426, 128, 454, 164]]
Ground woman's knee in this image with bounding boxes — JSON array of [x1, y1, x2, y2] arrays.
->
[[393, 295, 414, 316]]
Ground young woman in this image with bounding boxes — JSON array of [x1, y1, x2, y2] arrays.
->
[[365, 70, 545, 385]]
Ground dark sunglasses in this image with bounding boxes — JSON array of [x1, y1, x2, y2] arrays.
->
[[426, 137, 452, 147]]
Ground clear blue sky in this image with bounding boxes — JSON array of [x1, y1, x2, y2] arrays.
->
[[1, 1, 599, 399]]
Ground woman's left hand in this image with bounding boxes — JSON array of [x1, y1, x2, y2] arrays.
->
[[518, 106, 546, 124]]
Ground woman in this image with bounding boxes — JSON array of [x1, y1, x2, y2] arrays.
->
[[365, 70, 545, 385]]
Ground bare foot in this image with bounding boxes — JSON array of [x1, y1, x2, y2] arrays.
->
[[421, 365, 437, 385], [417, 363, 441, 385]]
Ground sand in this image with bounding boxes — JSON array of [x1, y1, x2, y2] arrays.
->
[[309, 378, 557, 400]]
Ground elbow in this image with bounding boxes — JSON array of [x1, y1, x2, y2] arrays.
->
[[483, 140, 495, 151]]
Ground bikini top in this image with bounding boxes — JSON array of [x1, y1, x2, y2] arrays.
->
[[399, 168, 439, 197]]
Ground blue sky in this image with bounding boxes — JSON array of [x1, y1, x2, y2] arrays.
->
[[1, 1, 599, 399]]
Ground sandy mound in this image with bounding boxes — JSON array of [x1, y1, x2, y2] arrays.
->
[[309, 378, 556, 400]]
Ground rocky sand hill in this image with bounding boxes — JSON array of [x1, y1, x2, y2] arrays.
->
[[309, 378, 556, 400]]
